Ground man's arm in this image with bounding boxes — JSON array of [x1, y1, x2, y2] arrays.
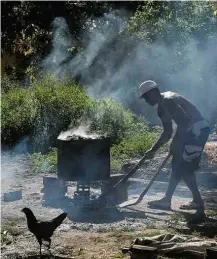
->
[[151, 108, 173, 153]]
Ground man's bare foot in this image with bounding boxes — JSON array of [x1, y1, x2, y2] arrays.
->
[[148, 197, 171, 210], [179, 201, 204, 211]]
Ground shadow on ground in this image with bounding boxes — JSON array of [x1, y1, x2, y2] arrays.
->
[[64, 207, 148, 223], [42, 198, 148, 223], [181, 211, 217, 238]]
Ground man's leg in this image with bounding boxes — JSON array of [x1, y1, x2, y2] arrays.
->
[[164, 169, 182, 201], [180, 126, 210, 211], [181, 171, 204, 210], [148, 160, 182, 209]]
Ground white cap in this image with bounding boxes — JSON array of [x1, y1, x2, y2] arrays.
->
[[138, 80, 158, 98]]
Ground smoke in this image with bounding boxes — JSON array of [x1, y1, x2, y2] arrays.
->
[[58, 122, 102, 140], [1, 139, 30, 194], [43, 17, 73, 75], [42, 10, 217, 125]]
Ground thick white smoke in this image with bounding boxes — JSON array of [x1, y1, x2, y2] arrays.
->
[[42, 11, 217, 126]]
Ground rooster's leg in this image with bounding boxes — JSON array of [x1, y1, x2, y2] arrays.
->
[[37, 238, 42, 256], [48, 238, 52, 255]]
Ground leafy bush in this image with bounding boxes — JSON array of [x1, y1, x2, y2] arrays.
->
[[128, 1, 216, 44], [110, 131, 158, 170], [1, 75, 20, 94], [1, 86, 36, 144], [2, 73, 157, 154], [84, 99, 137, 144], [111, 132, 157, 159], [30, 75, 92, 152], [28, 148, 57, 173], [1, 74, 92, 150]]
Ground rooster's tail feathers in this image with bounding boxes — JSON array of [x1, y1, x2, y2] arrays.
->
[[51, 212, 67, 230]]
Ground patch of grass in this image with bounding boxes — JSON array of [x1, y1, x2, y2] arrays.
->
[[110, 130, 158, 171], [112, 253, 127, 258], [1, 218, 24, 246], [1, 230, 12, 246], [191, 229, 201, 237], [108, 226, 137, 238], [91, 236, 107, 244], [137, 229, 162, 238], [96, 228, 112, 233], [111, 130, 157, 158], [206, 210, 217, 217], [169, 212, 184, 223], [71, 247, 85, 256], [145, 221, 157, 229]]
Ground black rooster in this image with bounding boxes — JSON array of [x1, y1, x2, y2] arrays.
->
[[22, 207, 67, 255]]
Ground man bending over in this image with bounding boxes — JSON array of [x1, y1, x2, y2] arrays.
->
[[139, 80, 210, 214]]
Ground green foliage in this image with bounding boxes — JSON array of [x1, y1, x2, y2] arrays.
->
[[1, 75, 91, 149], [1, 85, 36, 143], [86, 99, 137, 144], [2, 72, 157, 157], [111, 130, 157, 170], [128, 1, 217, 44], [1, 1, 121, 79], [28, 148, 57, 173], [1, 218, 23, 246], [127, 2, 217, 78], [1, 75, 20, 94], [30, 75, 91, 151], [111, 132, 157, 159], [191, 230, 201, 237]]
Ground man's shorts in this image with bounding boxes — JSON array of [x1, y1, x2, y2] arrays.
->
[[171, 122, 210, 173]]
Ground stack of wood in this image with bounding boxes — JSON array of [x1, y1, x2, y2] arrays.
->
[[122, 245, 157, 259], [122, 233, 217, 259]]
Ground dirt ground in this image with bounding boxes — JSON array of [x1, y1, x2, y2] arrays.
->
[[1, 143, 217, 259]]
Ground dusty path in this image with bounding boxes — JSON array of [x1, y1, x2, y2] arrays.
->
[[1, 149, 217, 258]]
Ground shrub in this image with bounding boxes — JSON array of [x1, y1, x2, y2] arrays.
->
[[111, 130, 158, 170], [1, 74, 92, 150], [1, 87, 36, 145], [85, 99, 146, 144], [28, 148, 57, 173], [30, 75, 92, 152], [1, 75, 20, 94]]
